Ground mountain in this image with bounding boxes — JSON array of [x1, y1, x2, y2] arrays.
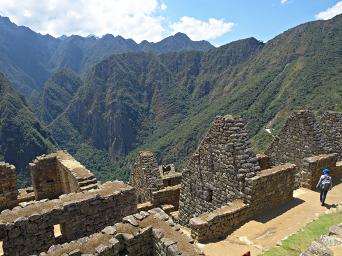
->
[[140, 32, 213, 54], [0, 16, 58, 95], [30, 69, 83, 124], [2, 14, 342, 185], [48, 38, 264, 172], [46, 15, 342, 183], [0, 72, 57, 185], [0, 16, 214, 96]]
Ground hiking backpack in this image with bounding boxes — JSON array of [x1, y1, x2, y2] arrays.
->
[[321, 176, 332, 190]]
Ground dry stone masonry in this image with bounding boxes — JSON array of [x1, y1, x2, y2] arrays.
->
[[301, 223, 342, 256], [130, 151, 182, 213], [1, 109, 342, 255], [301, 153, 338, 190], [189, 163, 296, 242], [266, 110, 342, 187], [266, 110, 322, 170], [39, 208, 203, 256], [0, 181, 136, 256], [129, 151, 164, 203], [319, 111, 342, 160], [0, 162, 17, 211], [178, 115, 261, 225], [29, 151, 98, 200]]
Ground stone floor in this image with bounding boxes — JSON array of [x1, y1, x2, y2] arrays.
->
[[201, 182, 342, 256], [331, 244, 342, 255]]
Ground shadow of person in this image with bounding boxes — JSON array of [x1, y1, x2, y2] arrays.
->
[[323, 203, 337, 209]]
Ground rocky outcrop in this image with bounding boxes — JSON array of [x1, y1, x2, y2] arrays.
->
[[301, 224, 342, 256]]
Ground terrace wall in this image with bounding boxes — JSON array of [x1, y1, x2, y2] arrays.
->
[[29, 151, 98, 200], [0, 181, 136, 256], [0, 162, 17, 211], [190, 163, 296, 242]]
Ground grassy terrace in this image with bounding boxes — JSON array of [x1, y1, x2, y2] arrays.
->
[[262, 211, 342, 256]]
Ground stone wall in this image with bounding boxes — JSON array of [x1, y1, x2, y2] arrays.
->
[[189, 163, 296, 242], [256, 154, 271, 170], [190, 200, 250, 242], [39, 208, 203, 256], [319, 111, 342, 160], [178, 115, 260, 225], [0, 162, 18, 211], [0, 181, 136, 256], [29, 151, 98, 200], [266, 110, 322, 172], [129, 151, 164, 203], [266, 110, 342, 187], [152, 185, 181, 210], [301, 154, 337, 190], [161, 172, 182, 187], [246, 163, 296, 211]]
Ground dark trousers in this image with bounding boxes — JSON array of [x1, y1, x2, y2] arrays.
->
[[320, 189, 328, 204]]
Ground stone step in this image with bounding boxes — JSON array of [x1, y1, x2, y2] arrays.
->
[[79, 178, 98, 187], [76, 175, 96, 182], [169, 210, 179, 221], [161, 204, 176, 214], [80, 183, 98, 191]]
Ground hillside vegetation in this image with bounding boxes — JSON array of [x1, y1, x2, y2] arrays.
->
[[0, 15, 213, 96], [0, 73, 57, 186], [1, 15, 342, 184]]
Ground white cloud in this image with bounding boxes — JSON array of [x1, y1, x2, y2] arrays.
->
[[170, 16, 235, 41], [0, 0, 167, 42], [316, 1, 342, 20], [160, 3, 167, 11], [281, 0, 289, 4]]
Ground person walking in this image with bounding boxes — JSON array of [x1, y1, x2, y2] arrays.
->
[[316, 168, 332, 206]]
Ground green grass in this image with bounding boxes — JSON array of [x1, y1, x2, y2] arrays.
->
[[262, 211, 342, 256]]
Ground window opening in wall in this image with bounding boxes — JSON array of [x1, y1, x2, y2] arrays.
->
[[0, 240, 4, 256], [54, 224, 62, 238], [207, 188, 213, 202]]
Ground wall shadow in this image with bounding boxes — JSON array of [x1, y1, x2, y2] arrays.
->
[[252, 197, 305, 223]]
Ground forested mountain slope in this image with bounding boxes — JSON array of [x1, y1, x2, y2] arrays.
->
[[2, 14, 342, 184], [0, 16, 213, 96], [0, 73, 56, 185]]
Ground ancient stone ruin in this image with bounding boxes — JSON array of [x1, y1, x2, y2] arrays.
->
[[177, 115, 299, 241], [129, 151, 182, 214], [0, 162, 17, 211], [129, 151, 164, 203], [0, 182, 136, 255], [266, 110, 342, 187], [319, 111, 342, 159], [30, 151, 98, 200], [178, 115, 261, 225], [39, 208, 203, 256], [0, 109, 341, 255]]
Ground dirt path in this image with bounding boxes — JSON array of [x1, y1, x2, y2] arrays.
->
[[201, 183, 342, 256]]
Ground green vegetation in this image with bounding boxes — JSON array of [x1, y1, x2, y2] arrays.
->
[[262, 211, 342, 256], [0, 15, 213, 96], [48, 15, 342, 182], [0, 73, 57, 186], [1, 15, 342, 185]]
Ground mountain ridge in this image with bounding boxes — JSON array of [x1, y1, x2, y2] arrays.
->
[[0, 16, 214, 96], [1, 14, 342, 185]]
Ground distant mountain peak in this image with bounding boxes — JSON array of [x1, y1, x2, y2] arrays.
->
[[173, 32, 191, 40]]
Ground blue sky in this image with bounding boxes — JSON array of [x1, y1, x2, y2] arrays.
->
[[0, 0, 341, 45], [161, 0, 342, 45]]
